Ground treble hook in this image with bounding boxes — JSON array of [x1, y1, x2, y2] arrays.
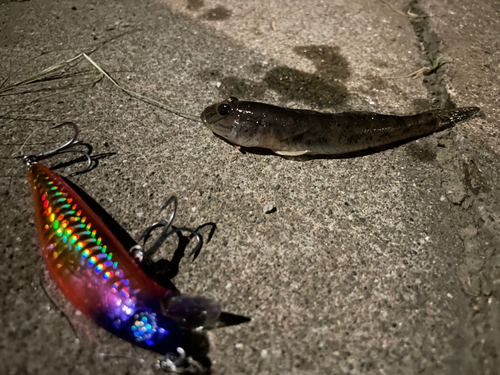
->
[[24, 122, 92, 176], [129, 196, 203, 264]]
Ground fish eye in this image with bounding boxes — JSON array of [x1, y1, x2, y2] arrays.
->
[[217, 103, 231, 116], [228, 97, 239, 102]]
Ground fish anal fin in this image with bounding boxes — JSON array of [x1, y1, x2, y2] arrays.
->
[[274, 150, 309, 156]]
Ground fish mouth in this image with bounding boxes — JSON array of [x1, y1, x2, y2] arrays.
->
[[200, 104, 217, 126], [200, 103, 234, 139]]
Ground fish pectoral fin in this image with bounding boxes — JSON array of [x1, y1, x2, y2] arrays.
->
[[274, 150, 310, 156]]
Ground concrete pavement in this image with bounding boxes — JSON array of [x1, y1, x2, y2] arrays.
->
[[1, 0, 499, 374]]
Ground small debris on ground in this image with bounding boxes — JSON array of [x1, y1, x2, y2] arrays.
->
[[263, 203, 276, 214]]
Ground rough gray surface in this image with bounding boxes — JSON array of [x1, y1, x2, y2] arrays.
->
[[1, 0, 499, 374]]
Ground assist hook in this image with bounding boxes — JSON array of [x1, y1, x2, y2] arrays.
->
[[24, 122, 92, 176]]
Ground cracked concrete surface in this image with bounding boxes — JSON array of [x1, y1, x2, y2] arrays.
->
[[1, 0, 499, 374]]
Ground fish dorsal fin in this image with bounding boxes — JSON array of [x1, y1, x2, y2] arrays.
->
[[274, 150, 309, 156]]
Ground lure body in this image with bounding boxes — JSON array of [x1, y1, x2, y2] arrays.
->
[[29, 163, 182, 354], [201, 99, 481, 156]]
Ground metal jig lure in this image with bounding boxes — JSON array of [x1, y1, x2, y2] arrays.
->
[[24, 122, 221, 371]]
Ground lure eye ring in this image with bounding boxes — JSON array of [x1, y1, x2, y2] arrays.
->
[[217, 104, 231, 116]]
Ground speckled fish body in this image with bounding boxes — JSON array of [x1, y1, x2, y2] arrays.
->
[[29, 163, 182, 354], [201, 98, 480, 156]]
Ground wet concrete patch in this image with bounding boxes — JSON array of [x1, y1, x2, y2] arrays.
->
[[198, 69, 267, 101], [405, 140, 437, 163], [263, 66, 348, 108], [412, 98, 433, 112], [262, 45, 351, 108], [293, 45, 350, 80], [204, 45, 352, 109], [461, 159, 491, 195], [219, 76, 267, 100], [186, 0, 204, 11], [364, 74, 388, 91], [200, 6, 231, 21]]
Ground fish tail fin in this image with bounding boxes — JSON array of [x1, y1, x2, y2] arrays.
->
[[430, 107, 482, 129]]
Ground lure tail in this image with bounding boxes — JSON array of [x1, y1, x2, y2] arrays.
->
[[165, 294, 222, 329]]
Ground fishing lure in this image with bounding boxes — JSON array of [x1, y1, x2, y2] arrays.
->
[[24, 123, 221, 371], [201, 97, 481, 156]]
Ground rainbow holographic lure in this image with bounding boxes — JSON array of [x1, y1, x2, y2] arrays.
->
[[24, 123, 221, 371]]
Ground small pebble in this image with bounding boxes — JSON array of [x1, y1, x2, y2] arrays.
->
[[260, 349, 268, 359], [263, 203, 276, 214]]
